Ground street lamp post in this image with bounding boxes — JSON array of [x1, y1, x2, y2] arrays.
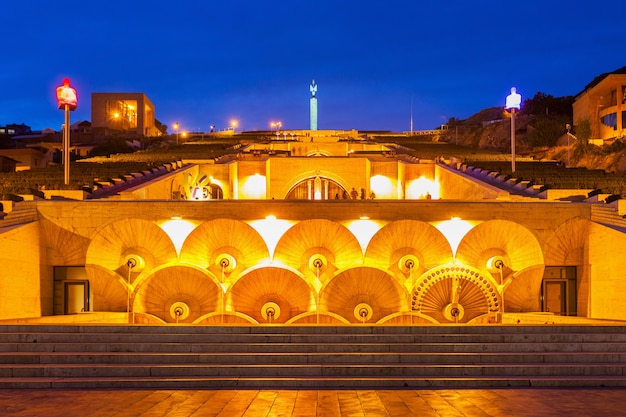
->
[[56, 78, 77, 186], [566, 123, 571, 168], [505, 87, 522, 173], [173, 122, 179, 144]]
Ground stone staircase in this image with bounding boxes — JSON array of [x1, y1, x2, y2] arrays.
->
[[0, 201, 38, 228], [1, 325, 625, 389], [590, 204, 626, 231]]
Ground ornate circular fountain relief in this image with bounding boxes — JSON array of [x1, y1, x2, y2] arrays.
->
[[169, 301, 190, 321], [261, 302, 281, 321], [215, 253, 236, 273], [353, 303, 373, 322]]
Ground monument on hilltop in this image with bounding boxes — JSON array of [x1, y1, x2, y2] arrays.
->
[[310, 80, 318, 130]]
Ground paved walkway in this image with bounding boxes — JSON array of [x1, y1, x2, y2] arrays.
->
[[1, 388, 625, 416]]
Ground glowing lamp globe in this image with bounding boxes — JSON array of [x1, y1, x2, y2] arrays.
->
[[56, 78, 77, 111]]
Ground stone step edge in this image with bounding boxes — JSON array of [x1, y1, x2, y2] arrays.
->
[[3, 333, 626, 339], [2, 351, 626, 358], [4, 342, 626, 349], [0, 361, 626, 368], [2, 375, 626, 389], [1, 325, 624, 333]]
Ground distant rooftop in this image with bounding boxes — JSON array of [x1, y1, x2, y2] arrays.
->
[[579, 65, 626, 94]]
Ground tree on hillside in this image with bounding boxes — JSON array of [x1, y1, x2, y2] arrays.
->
[[520, 92, 575, 148], [520, 92, 574, 117], [575, 118, 592, 144], [528, 115, 571, 148]]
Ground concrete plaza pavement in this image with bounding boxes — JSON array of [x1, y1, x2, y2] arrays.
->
[[1, 388, 625, 416]]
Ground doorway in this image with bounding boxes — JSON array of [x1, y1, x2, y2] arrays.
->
[[64, 280, 89, 314], [543, 280, 566, 315], [542, 266, 577, 316]]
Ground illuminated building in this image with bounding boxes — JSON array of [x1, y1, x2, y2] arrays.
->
[[0, 137, 625, 325], [573, 65, 626, 143], [91, 92, 161, 137]]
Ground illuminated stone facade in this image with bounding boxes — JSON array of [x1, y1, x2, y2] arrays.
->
[[1, 141, 626, 325], [573, 66, 626, 141]]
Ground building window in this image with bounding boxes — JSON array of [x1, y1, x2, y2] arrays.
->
[[601, 112, 617, 130]]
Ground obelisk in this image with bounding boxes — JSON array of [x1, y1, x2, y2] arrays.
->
[[310, 80, 318, 130]]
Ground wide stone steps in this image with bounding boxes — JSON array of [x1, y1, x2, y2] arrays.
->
[[0, 201, 38, 228], [0, 324, 625, 389], [590, 204, 626, 230], [3, 342, 626, 353], [3, 362, 625, 377], [2, 351, 625, 365]]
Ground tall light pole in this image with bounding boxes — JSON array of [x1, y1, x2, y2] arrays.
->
[[173, 122, 179, 144], [410, 96, 413, 136], [505, 87, 522, 173], [566, 123, 571, 168], [56, 78, 77, 186]]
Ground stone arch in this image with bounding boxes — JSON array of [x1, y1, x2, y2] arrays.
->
[[456, 219, 544, 312], [40, 218, 90, 265], [86, 218, 178, 285], [364, 219, 454, 285], [172, 168, 229, 200], [411, 264, 501, 324], [179, 218, 270, 284], [286, 311, 351, 325], [543, 218, 590, 265], [194, 311, 257, 325], [285, 175, 348, 200], [228, 266, 313, 324], [321, 266, 409, 324], [456, 219, 544, 271], [377, 311, 440, 325], [85, 264, 128, 312], [278, 170, 353, 199], [273, 219, 363, 285], [133, 264, 221, 324]]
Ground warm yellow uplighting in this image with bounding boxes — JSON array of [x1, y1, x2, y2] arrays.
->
[[370, 175, 394, 199], [248, 217, 295, 260], [345, 219, 384, 255], [159, 218, 197, 255], [407, 176, 440, 200], [241, 173, 266, 199], [434, 217, 476, 256]]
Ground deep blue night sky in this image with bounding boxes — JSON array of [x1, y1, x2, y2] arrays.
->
[[2, 0, 624, 133]]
